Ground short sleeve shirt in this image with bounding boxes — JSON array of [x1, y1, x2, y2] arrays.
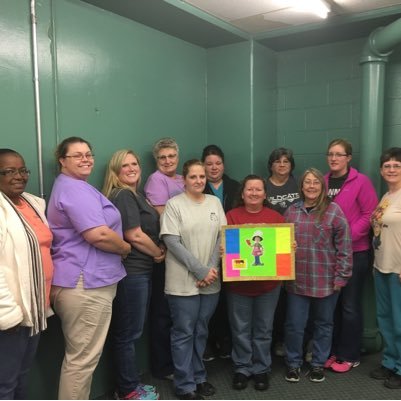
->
[[160, 193, 227, 296], [144, 170, 184, 206], [47, 174, 126, 288], [110, 189, 160, 274]]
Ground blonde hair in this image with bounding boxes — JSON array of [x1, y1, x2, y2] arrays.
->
[[300, 167, 331, 221], [102, 149, 141, 198]]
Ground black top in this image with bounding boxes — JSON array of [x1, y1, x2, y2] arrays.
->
[[110, 189, 160, 275], [203, 173, 240, 213], [327, 170, 349, 200], [266, 175, 300, 215]]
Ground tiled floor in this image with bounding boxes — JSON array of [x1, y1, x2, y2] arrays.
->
[[139, 352, 399, 400]]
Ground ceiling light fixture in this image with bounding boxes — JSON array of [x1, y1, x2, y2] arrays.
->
[[291, 0, 331, 19]]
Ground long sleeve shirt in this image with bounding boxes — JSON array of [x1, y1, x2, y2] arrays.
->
[[284, 201, 352, 298]]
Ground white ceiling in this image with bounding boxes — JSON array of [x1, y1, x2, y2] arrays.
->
[[184, 0, 401, 34]]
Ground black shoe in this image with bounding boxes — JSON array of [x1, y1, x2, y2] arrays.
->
[[196, 382, 215, 397], [309, 367, 325, 383], [370, 365, 394, 380], [384, 373, 401, 389], [176, 391, 204, 400], [253, 373, 269, 391], [233, 372, 249, 390], [285, 367, 300, 383]]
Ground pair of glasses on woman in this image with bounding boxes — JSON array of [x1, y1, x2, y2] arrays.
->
[[0, 168, 31, 177], [64, 153, 95, 161]]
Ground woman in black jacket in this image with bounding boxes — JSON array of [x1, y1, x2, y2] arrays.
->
[[201, 144, 240, 361]]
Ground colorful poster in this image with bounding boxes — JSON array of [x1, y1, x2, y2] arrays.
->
[[222, 223, 295, 282]]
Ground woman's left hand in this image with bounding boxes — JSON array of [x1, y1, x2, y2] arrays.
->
[[153, 246, 166, 263]]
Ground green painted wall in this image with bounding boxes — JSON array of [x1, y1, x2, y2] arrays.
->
[[2, 0, 401, 399], [1, 0, 207, 197], [384, 44, 401, 152], [206, 41, 252, 179], [276, 39, 401, 180], [276, 39, 364, 177], [252, 42, 277, 177], [205, 41, 277, 180], [1, 0, 207, 399]]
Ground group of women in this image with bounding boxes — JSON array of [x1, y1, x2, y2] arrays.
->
[[1, 136, 401, 400]]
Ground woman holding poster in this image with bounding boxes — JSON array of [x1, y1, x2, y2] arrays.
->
[[225, 174, 284, 392], [283, 168, 352, 384]]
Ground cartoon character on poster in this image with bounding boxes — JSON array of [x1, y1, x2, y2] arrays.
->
[[246, 230, 264, 266]]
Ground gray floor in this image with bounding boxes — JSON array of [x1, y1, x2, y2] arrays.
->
[[140, 353, 401, 400]]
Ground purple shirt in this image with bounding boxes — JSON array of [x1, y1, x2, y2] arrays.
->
[[144, 170, 184, 206], [47, 174, 126, 289]]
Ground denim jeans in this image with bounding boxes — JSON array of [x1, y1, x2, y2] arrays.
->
[[374, 270, 401, 376], [285, 291, 339, 368], [227, 286, 280, 376], [112, 273, 152, 396], [0, 327, 40, 400], [167, 293, 219, 395], [332, 250, 371, 361]]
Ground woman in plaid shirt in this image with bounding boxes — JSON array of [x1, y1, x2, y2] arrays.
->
[[283, 168, 352, 384]]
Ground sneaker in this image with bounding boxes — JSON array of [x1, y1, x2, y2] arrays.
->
[[370, 365, 394, 380], [384, 373, 401, 389], [202, 344, 216, 362], [304, 350, 313, 363], [324, 355, 337, 369], [218, 339, 231, 359], [285, 367, 300, 383], [309, 367, 325, 383], [273, 342, 285, 357], [304, 340, 313, 363], [331, 360, 360, 373], [138, 384, 157, 391], [116, 387, 159, 400]]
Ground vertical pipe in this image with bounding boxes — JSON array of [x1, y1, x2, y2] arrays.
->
[[250, 39, 254, 173], [30, 0, 45, 198], [359, 59, 386, 189], [359, 18, 401, 353]]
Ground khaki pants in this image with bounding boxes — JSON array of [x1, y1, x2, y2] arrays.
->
[[51, 277, 117, 400]]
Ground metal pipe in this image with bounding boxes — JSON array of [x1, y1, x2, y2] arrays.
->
[[359, 18, 401, 353], [30, 0, 45, 198], [359, 18, 401, 191]]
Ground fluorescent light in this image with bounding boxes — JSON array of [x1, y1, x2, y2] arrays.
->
[[291, 0, 331, 19]]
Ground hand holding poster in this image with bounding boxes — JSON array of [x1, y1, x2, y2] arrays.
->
[[222, 223, 295, 282]]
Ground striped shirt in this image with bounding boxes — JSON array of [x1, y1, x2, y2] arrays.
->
[[284, 201, 352, 298]]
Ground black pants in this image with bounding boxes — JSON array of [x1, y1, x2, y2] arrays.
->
[[149, 263, 174, 378]]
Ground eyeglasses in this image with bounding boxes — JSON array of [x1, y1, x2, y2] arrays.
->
[[64, 153, 94, 161], [0, 168, 31, 177], [326, 153, 348, 158], [157, 154, 177, 161], [382, 163, 401, 170], [304, 180, 321, 186]]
